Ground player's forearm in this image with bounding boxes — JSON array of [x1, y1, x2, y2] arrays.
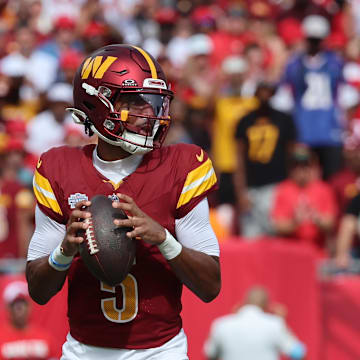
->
[[169, 247, 221, 303], [26, 257, 67, 305]]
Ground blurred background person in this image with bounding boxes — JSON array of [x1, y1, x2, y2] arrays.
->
[[271, 144, 337, 253], [0, 279, 58, 359], [179, 33, 217, 153], [329, 105, 360, 267], [329, 106, 360, 214], [281, 14, 346, 180], [234, 82, 297, 238], [204, 285, 306, 360], [334, 190, 360, 269], [57, 49, 84, 86], [25, 82, 82, 158], [28, 15, 82, 92], [211, 55, 257, 235], [209, 4, 254, 69], [0, 139, 34, 263]]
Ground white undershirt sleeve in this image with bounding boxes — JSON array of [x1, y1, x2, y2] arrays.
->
[[27, 205, 66, 261], [27, 198, 220, 261], [175, 198, 220, 257]]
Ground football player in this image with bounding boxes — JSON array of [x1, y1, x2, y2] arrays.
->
[[26, 44, 221, 360]]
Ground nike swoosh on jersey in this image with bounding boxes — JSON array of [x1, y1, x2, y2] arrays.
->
[[196, 150, 204, 162]]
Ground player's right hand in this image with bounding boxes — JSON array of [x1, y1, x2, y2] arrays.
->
[[61, 200, 91, 256]]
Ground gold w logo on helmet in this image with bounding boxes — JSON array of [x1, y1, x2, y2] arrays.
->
[[81, 56, 117, 80]]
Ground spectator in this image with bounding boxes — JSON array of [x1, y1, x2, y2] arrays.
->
[[282, 14, 346, 179], [0, 140, 34, 260], [212, 55, 257, 208], [234, 82, 297, 238], [40, 0, 84, 25], [329, 110, 360, 215], [0, 69, 39, 125], [180, 34, 217, 151], [27, 16, 83, 93], [3, 121, 37, 187], [36, 16, 81, 59], [0, 279, 58, 359], [164, 98, 192, 146], [271, 144, 337, 251], [25, 82, 75, 157], [330, 115, 360, 267], [0, 27, 41, 124], [180, 33, 217, 110], [277, 17, 304, 52], [165, 17, 193, 69], [209, 4, 254, 68], [57, 49, 84, 85], [241, 43, 268, 97], [0, 26, 37, 76], [204, 286, 306, 360], [334, 192, 360, 269]]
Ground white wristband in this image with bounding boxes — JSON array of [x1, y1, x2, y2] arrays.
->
[[48, 244, 74, 271], [157, 229, 182, 260]]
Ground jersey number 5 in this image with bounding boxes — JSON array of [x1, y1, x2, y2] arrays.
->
[[100, 274, 138, 323]]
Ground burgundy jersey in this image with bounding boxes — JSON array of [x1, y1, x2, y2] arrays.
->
[[32, 143, 217, 349]]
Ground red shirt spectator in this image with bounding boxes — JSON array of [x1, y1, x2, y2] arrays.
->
[[0, 280, 58, 360], [0, 323, 58, 360], [271, 145, 337, 250], [209, 5, 256, 68]]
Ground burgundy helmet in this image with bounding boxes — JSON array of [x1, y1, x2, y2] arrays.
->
[[68, 44, 173, 154]]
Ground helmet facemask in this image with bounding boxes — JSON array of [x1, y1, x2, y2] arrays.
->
[[107, 91, 171, 150]]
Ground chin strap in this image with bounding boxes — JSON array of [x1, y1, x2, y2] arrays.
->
[[66, 107, 94, 137], [84, 118, 94, 136]]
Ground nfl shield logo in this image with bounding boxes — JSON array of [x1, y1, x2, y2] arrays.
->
[[68, 193, 89, 209]]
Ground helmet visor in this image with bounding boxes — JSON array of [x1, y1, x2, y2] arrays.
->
[[114, 93, 170, 118]]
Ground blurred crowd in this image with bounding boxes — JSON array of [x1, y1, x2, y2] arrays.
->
[[1, 0, 360, 275]]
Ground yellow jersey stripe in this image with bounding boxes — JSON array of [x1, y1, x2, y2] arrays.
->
[[33, 171, 63, 215], [177, 159, 217, 209], [132, 46, 157, 79]]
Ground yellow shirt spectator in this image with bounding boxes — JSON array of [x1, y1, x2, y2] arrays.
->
[[212, 96, 258, 173]]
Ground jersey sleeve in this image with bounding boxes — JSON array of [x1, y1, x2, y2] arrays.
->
[[175, 144, 218, 219], [32, 149, 67, 224]]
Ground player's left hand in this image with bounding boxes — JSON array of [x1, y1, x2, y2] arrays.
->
[[112, 193, 166, 245]]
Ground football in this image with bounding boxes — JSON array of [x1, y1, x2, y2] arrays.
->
[[78, 194, 136, 286]]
